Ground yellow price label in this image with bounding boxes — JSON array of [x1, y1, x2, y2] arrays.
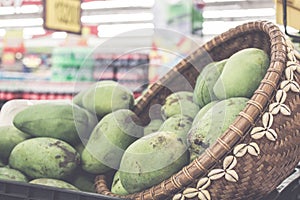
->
[[44, 0, 82, 34]]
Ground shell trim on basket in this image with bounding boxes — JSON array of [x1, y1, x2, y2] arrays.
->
[[172, 43, 300, 200]]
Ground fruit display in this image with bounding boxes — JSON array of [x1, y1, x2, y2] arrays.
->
[[0, 47, 271, 196]]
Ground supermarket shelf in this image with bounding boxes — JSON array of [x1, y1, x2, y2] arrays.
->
[[0, 80, 94, 94]]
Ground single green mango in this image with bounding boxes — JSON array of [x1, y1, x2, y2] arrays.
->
[[73, 80, 116, 107], [161, 91, 200, 120], [119, 131, 189, 194], [111, 171, 129, 195], [192, 101, 219, 127], [143, 119, 164, 136], [9, 137, 80, 179], [0, 125, 31, 162], [159, 114, 193, 144], [193, 59, 226, 107], [81, 109, 143, 174], [188, 97, 249, 160], [13, 102, 97, 145], [213, 48, 270, 99], [82, 80, 134, 117], [0, 167, 28, 182], [30, 178, 79, 190]]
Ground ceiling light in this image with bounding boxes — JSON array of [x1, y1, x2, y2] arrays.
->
[[21, 5, 41, 14], [81, 0, 155, 10], [51, 32, 67, 39], [0, 18, 43, 28], [203, 8, 275, 19], [204, 0, 244, 2], [97, 23, 154, 37], [23, 27, 46, 36], [0, 6, 15, 15], [0, 5, 41, 15], [0, 29, 6, 37], [81, 12, 154, 24]]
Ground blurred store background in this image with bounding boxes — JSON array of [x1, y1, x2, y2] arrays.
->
[[0, 0, 298, 107]]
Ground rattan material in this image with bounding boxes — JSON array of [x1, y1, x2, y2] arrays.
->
[[94, 21, 300, 200]]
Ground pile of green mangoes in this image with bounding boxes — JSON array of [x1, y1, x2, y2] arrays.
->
[[0, 48, 269, 195]]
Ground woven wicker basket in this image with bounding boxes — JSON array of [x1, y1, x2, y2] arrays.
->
[[95, 21, 300, 200]]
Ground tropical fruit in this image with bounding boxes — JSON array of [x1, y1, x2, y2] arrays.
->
[[188, 97, 249, 160], [161, 91, 200, 120], [13, 102, 97, 145], [111, 171, 129, 195], [81, 109, 143, 174], [118, 131, 189, 194], [193, 59, 226, 107], [0, 125, 31, 161], [143, 119, 163, 136], [214, 48, 269, 99], [192, 101, 218, 127], [9, 137, 80, 179], [81, 81, 134, 117], [73, 80, 116, 107], [159, 114, 193, 143], [0, 167, 28, 182], [30, 178, 79, 190]]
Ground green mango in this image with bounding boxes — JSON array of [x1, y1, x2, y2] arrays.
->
[[0, 167, 28, 182], [73, 80, 116, 107], [81, 80, 134, 117], [192, 101, 218, 127], [81, 109, 143, 174], [30, 178, 79, 190], [13, 102, 97, 145], [188, 97, 249, 160], [213, 48, 270, 99], [0, 125, 31, 162], [111, 171, 129, 195], [119, 131, 189, 194], [9, 137, 80, 179], [161, 91, 200, 120], [143, 119, 163, 136], [159, 114, 193, 144], [193, 59, 226, 107]]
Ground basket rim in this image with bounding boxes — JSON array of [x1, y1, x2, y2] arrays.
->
[[95, 20, 289, 199]]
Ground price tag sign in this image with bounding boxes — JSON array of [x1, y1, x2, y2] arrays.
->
[[43, 0, 82, 34]]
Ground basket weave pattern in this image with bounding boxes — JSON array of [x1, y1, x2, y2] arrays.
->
[[95, 21, 300, 200]]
